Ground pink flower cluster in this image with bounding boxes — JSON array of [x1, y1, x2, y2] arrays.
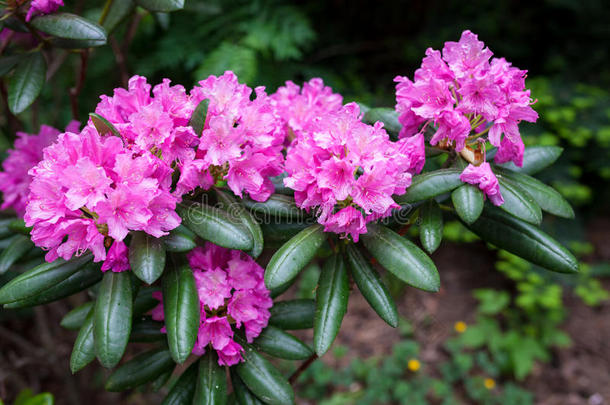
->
[[0, 121, 78, 217], [283, 102, 425, 241], [152, 243, 272, 366], [24, 125, 180, 271], [25, 0, 63, 21]]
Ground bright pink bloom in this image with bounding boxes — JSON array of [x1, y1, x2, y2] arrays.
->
[[25, 0, 63, 21], [460, 162, 504, 206], [152, 243, 272, 366], [101, 241, 130, 272]]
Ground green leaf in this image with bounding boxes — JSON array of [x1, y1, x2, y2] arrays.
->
[[253, 325, 313, 360], [451, 184, 484, 225], [105, 348, 174, 392], [231, 370, 264, 405], [136, 0, 185, 12], [89, 113, 121, 137], [0, 254, 92, 304], [177, 202, 253, 251], [151, 369, 173, 392], [395, 169, 463, 204], [260, 220, 310, 248], [345, 244, 398, 327], [314, 254, 349, 355], [130, 318, 165, 342], [134, 286, 161, 315], [4, 261, 102, 308], [8, 218, 31, 234], [0, 234, 34, 274], [70, 311, 96, 373], [189, 98, 209, 135], [362, 224, 440, 292], [269, 299, 315, 330], [61, 302, 94, 330], [464, 206, 578, 273], [235, 340, 295, 405], [161, 361, 199, 405], [163, 265, 200, 364], [101, 0, 135, 34], [94, 271, 133, 368], [163, 229, 197, 252], [195, 42, 257, 85], [497, 178, 542, 225], [0, 54, 23, 77], [215, 190, 264, 258], [22, 393, 53, 405], [30, 13, 107, 47], [495, 146, 563, 175], [7, 52, 46, 114], [362, 108, 401, 137], [264, 224, 325, 290], [0, 217, 17, 239], [495, 169, 574, 218], [193, 351, 227, 405], [419, 199, 444, 253], [129, 232, 166, 284], [243, 195, 304, 219]]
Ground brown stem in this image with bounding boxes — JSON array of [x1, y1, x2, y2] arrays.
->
[[69, 50, 89, 120], [288, 353, 319, 385]]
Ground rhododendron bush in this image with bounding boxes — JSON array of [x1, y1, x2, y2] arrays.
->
[[0, 2, 580, 404]]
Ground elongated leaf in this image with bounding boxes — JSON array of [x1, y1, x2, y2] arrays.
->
[[61, 302, 94, 330], [151, 369, 173, 392], [7, 52, 46, 114], [231, 370, 264, 405], [495, 146, 563, 175], [451, 184, 484, 225], [345, 244, 397, 327], [0, 234, 34, 274], [314, 254, 349, 355], [270, 173, 292, 196], [465, 206, 578, 273], [106, 348, 174, 392], [8, 218, 31, 234], [134, 286, 161, 315], [101, 0, 135, 34], [94, 271, 133, 368], [495, 168, 574, 218], [235, 339, 295, 405], [243, 195, 304, 219], [216, 190, 264, 258], [4, 262, 102, 308], [136, 0, 185, 12], [164, 226, 197, 252], [130, 318, 165, 342], [129, 232, 166, 284], [260, 220, 311, 247], [268, 299, 315, 330], [395, 169, 463, 204], [253, 325, 313, 360], [362, 107, 401, 137], [362, 224, 440, 292], [0, 254, 92, 304], [70, 311, 96, 373], [163, 265, 200, 364], [497, 177, 542, 224], [89, 113, 121, 137], [193, 351, 227, 405], [161, 361, 198, 405], [177, 202, 253, 251], [30, 13, 107, 47], [264, 224, 325, 290], [419, 199, 444, 253], [189, 98, 209, 135]]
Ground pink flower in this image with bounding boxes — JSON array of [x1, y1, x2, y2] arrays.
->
[[441, 30, 493, 78], [25, 0, 63, 21], [323, 206, 367, 242], [151, 243, 272, 366], [460, 162, 504, 206], [100, 240, 130, 272]]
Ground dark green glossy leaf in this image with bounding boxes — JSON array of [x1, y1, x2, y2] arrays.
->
[[253, 325, 313, 360], [395, 169, 463, 204], [161, 361, 198, 405], [189, 98, 209, 135], [362, 108, 401, 137], [193, 351, 227, 405], [243, 195, 304, 219], [105, 348, 175, 392], [61, 302, 94, 330], [70, 311, 95, 373], [0, 54, 23, 77], [177, 202, 253, 251], [497, 178, 542, 225], [151, 369, 173, 392], [362, 224, 440, 292], [101, 0, 135, 34], [215, 190, 264, 258], [235, 340, 295, 405], [136, 0, 185, 12], [495, 146, 563, 175], [0, 234, 34, 274], [164, 226, 197, 253], [0, 254, 92, 304], [7, 52, 46, 114], [268, 299, 315, 330], [314, 254, 349, 355], [231, 370, 264, 405], [260, 220, 311, 247], [94, 271, 133, 368], [264, 224, 325, 290], [270, 173, 292, 196], [129, 318, 165, 342], [129, 231, 166, 284], [419, 199, 444, 253], [8, 218, 31, 234], [163, 265, 200, 364], [30, 13, 107, 47], [89, 113, 121, 137], [345, 244, 398, 327], [451, 184, 484, 225], [465, 206, 578, 273], [133, 286, 161, 315]]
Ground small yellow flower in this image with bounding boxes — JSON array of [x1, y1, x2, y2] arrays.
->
[[454, 321, 467, 333], [407, 358, 421, 372], [484, 378, 496, 390]]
